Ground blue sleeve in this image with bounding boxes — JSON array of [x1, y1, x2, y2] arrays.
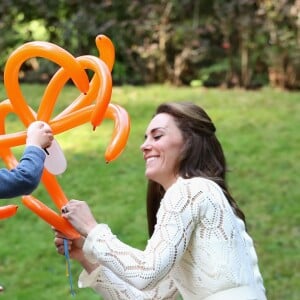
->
[[0, 146, 46, 199]]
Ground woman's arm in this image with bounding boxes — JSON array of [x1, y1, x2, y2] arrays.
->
[[54, 230, 179, 299], [78, 264, 179, 300], [66, 179, 197, 291]]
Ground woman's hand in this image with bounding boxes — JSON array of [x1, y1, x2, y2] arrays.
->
[[53, 228, 100, 274], [53, 229, 85, 262], [61, 200, 98, 237]]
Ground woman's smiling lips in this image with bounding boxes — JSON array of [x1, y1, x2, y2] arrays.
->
[[144, 155, 159, 165]]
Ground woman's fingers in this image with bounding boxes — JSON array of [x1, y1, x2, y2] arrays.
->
[[54, 236, 72, 254]]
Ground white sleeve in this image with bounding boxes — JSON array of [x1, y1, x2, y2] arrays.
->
[[82, 179, 197, 291], [78, 265, 179, 300]]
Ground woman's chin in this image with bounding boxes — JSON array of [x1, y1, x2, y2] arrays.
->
[[145, 171, 157, 182]]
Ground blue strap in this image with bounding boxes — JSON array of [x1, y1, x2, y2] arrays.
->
[[63, 238, 76, 296]]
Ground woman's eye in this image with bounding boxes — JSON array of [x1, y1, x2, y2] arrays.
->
[[153, 135, 162, 140]]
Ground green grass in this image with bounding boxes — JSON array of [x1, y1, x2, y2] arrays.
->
[[0, 84, 299, 299]]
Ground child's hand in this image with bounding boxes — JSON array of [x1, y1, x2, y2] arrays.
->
[[26, 121, 54, 149]]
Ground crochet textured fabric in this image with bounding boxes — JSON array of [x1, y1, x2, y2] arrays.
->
[[78, 177, 266, 300]]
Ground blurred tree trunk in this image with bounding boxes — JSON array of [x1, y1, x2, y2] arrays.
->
[[214, 0, 259, 88], [259, 0, 300, 89]]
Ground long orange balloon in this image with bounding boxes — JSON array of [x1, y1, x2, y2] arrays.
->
[[38, 34, 115, 123], [88, 57, 113, 130], [37, 56, 100, 122], [104, 104, 130, 162], [4, 41, 89, 126], [37, 66, 99, 122], [41, 170, 69, 210], [22, 195, 79, 239], [49, 103, 130, 162], [57, 34, 115, 118], [0, 100, 33, 148], [0, 130, 26, 148], [0, 100, 23, 169], [40, 55, 112, 128], [95, 34, 115, 72], [0, 205, 18, 220], [0, 102, 25, 220], [0, 102, 20, 220]]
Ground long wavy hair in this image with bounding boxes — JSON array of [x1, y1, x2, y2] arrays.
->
[[146, 102, 246, 236]]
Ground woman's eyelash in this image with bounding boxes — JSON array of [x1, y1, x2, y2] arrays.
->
[[153, 135, 162, 140]]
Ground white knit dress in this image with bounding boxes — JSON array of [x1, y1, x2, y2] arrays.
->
[[78, 177, 267, 300]]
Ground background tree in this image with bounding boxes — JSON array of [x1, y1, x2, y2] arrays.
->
[[258, 0, 300, 89], [0, 0, 299, 89]]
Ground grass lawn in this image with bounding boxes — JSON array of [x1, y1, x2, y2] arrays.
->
[[0, 83, 299, 299]]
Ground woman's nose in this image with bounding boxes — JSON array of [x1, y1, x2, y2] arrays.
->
[[140, 139, 151, 152]]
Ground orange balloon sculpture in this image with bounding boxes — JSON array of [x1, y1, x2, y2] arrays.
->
[[0, 35, 130, 239]]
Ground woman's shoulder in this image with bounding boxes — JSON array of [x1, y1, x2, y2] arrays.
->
[[163, 177, 229, 221], [167, 177, 223, 199], [176, 176, 220, 190]]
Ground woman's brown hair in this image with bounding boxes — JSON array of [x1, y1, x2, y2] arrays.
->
[[146, 102, 246, 236]]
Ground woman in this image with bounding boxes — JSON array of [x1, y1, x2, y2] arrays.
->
[[55, 102, 267, 300]]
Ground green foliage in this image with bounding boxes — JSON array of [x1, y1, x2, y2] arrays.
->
[[197, 59, 230, 87], [0, 0, 299, 88], [0, 84, 299, 299]]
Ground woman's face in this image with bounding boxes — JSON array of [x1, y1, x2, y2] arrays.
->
[[140, 113, 184, 190]]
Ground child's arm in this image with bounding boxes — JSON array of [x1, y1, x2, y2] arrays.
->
[[0, 146, 46, 198], [0, 121, 53, 199]]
